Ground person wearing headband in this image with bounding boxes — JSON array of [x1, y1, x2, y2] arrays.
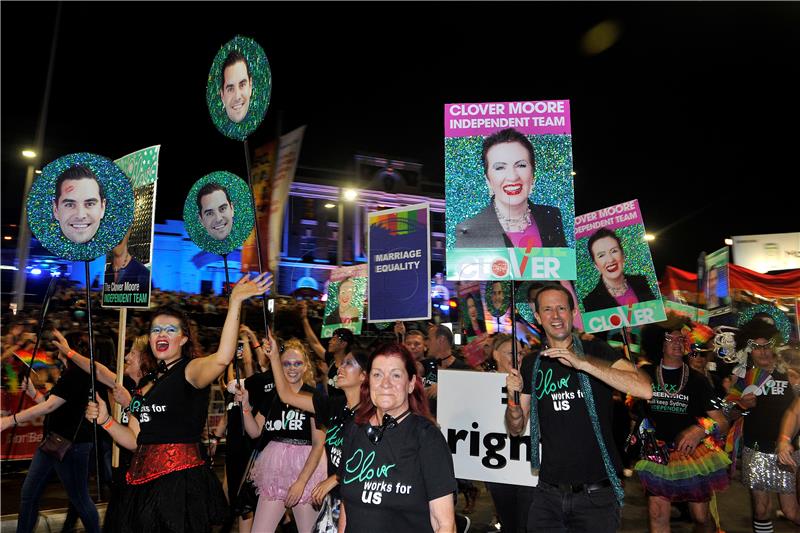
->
[[732, 318, 800, 530], [338, 343, 456, 532], [632, 322, 730, 533]]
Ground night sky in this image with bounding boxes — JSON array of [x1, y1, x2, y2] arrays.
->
[[3, 2, 798, 276]]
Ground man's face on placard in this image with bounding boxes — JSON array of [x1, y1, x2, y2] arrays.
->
[[220, 60, 252, 123], [491, 282, 505, 310], [198, 189, 234, 240], [52, 178, 106, 243]]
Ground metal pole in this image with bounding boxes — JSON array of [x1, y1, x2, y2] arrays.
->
[[13, 3, 61, 312], [222, 254, 245, 435], [337, 193, 344, 266], [84, 261, 102, 501], [510, 280, 519, 404]]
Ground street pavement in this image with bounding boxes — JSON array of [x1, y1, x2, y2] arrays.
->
[[2, 464, 799, 532]]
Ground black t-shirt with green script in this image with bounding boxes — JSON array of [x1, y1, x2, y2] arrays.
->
[[642, 365, 714, 444], [339, 413, 456, 533], [521, 338, 624, 485]]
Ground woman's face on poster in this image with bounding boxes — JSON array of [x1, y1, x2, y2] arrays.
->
[[591, 236, 625, 283], [467, 296, 478, 320], [339, 279, 355, 307], [484, 141, 534, 211]]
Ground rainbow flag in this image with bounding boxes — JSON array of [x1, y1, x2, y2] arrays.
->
[[370, 206, 426, 236], [726, 367, 772, 402], [14, 350, 57, 369]]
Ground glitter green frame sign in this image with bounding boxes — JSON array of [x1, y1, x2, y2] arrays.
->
[[26, 152, 134, 261], [445, 100, 575, 281], [183, 171, 255, 256], [207, 35, 272, 141], [574, 199, 665, 334], [321, 265, 368, 338]]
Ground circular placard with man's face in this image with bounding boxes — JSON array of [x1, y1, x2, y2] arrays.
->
[[26, 153, 134, 261], [183, 171, 255, 256], [485, 280, 511, 317], [207, 35, 271, 141]]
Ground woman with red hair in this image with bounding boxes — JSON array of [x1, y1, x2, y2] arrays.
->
[[338, 343, 456, 532]]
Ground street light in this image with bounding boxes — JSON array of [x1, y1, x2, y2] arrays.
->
[[324, 202, 335, 209], [337, 188, 358, 265], [21, 149, 37, 159], [645, 234, 655, 242], [724, 238, 733, 246]]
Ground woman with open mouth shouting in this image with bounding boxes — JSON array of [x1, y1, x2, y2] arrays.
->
[[454, 127, 567, 250], [85, 271, 272, 533]]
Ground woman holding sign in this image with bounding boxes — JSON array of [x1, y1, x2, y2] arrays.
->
[[338, 343, 456, 533], [454, 128, 566, 249], [85, 272, 271, 533], [582, 227, 656, 312]]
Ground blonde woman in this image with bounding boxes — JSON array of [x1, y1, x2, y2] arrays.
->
[[237, 338, 327, 532]]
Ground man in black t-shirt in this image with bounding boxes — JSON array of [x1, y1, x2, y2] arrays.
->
[[505, 285, 652, 532], [420, 324, 470, 417]]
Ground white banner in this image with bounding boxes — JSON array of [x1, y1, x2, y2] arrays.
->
[[437, 370, 538, 486], [732, 232, 800, 273]]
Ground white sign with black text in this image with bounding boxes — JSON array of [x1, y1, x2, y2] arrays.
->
[[437, 370, 538, 486]]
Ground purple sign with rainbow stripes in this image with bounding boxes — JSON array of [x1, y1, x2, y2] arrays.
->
[[368, 203, 431, 322]]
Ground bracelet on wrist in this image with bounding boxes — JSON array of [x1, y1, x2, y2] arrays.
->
[[13, 414, 19, 426], [102, 417, 114, 430], [66, 350, 76, 360], [779, 434, 792, 442]]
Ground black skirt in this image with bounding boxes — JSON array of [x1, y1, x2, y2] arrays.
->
[[110, 464, 227, 533]]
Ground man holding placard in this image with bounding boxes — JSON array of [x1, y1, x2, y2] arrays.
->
[[505, 284, 652, 532]]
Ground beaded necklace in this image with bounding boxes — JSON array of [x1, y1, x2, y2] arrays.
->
[[657, 362, 689, 397]]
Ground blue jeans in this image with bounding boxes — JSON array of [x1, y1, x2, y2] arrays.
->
[[17, 442, 100, 533], [527, 482, 620, 533]]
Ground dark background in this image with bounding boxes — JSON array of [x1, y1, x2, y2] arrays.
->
[[3, 2, 798, 275]]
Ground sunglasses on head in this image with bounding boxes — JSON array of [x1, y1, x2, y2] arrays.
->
[[365, 409, 411, 444], [748, 339, 775, 350]]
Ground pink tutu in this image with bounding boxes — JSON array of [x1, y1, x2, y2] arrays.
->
[[249, 440, 328, 505]]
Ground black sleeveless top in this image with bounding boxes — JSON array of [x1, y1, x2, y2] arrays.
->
[[132, 359, 210, 445]]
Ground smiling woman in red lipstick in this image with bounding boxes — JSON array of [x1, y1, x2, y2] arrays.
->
[[454, 128, 567, 250], [581, 227, 656, 313]]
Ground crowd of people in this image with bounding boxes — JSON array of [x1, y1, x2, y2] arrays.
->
[[2, 278, 800, 533]]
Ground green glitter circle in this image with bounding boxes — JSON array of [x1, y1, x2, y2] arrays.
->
[[515, 281, 538, 323], [183, 171, 255, 256], [26, 153, 134, 261], [445, 134, 574, 251], [737, 304, 791, 343], [574, 224, 659, 313], [207, 35, 271, 141], [484, 281, 511, 317]]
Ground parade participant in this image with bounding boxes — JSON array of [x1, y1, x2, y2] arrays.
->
[[421, 324, 470, 415], [633, 325, 730, 533], [338, 343, 457, 532], [300, 299, 352, 396], [103, 227, 150, 289], [505, 284, 652, 532], [484, 334, 534, 533], [733, 319, 800, 530], [219, 49, 253, 123], [582, 227, 656, 312], [455, 127, 566, 249], [1, 337, 100, 533], [85, 272, 271, 533], [686, 340, 726, 399], [262, 330, 368, 529], [236, 338, 327, 532]]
